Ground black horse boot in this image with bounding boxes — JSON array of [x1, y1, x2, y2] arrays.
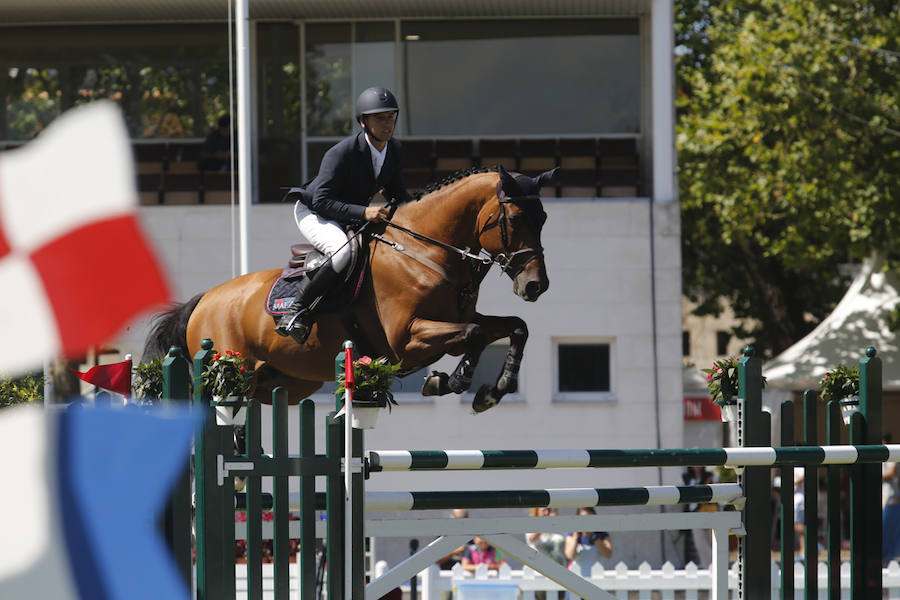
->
[[275, 263, 341, 344]]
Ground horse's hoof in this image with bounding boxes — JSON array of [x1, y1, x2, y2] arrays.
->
[[421, 371, 450, 396], [472, 384, 501, 413]]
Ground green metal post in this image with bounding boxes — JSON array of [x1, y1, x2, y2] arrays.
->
[[193, 338, 220, 600], [352, 427, 365, 599], [780, 400, 794, 600], [246, 396, 263, 600], [738, 346, 770, 599], [826, 400, 840, 600], [273, 387, 290, 599], [326, 411, 344, 600], [850, 410, 865, 598], [803, 389, 818, 598], [299, 398, 317, 600], [161, 346, 192, 588], [859, 347, 883, 598]]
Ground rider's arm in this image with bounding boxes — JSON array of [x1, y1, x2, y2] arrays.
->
[[309, 145, 368, 224]]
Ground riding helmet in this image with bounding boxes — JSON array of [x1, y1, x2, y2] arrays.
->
[[355, 87, 399, 122]]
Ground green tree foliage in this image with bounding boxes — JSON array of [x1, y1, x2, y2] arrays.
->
[[676, 0, 900, 355], [0, 373, 44, 408]]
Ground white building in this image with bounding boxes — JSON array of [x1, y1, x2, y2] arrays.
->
[[2, 0, 689, 569]]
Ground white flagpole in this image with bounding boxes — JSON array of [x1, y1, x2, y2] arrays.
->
[[235, 0, 251, 275], [343, 340, 354, 599]]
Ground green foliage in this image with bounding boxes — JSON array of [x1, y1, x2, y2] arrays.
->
[[202, 350, 255, 398], [0, 373, 44, 408], [132, 359, 163, 403], [818, 364, 859, 404], [676, 0, 900, 355], [702, 356, 767, 404], [336, 356, 403, 407]]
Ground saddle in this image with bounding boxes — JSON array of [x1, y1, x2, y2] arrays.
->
[[265, 231, 368, 316]]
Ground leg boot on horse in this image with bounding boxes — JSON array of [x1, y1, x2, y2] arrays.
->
[[275, 262, 341, 344]]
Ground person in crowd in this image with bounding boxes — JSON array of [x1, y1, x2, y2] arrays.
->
[[199, 114, 233, 172], [884, 434, 898, 508], [682, 465, 717, 566], [564, 507, 612, 577], [276, 86, 409, 343], [435, 508, 470, 600], [461, 536, 506, 572], [526, 506, 566, 599]]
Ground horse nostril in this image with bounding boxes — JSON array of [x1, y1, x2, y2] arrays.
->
[[525, 281, 541, 299]]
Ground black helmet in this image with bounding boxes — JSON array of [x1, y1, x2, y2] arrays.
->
[[355, 87, 399, 122]]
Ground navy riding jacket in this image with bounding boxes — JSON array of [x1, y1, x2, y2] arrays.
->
[[287, 131, 408, 225]]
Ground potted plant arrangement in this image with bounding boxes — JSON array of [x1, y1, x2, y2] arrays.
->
[[818, 364, 859, 425], [202, 350, 255, 425], [335, 355, 402, 429], [132, 359, 163, 404], [703, 356, 767, 423]]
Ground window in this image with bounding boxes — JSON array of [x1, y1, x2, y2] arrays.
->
[[682, 331, 691, 357], [716, 331, 730, 356], [0, 25, 232, 140], [554, 340, 614, 402], [402, 19, 640, 136]]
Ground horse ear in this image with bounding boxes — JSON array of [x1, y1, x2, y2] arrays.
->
[[497, 164, 516, 188], [537, 167, 559, 188]]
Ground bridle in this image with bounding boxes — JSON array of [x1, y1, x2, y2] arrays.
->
[[475, 180, 546, 279], [381, 182, 545, 281]]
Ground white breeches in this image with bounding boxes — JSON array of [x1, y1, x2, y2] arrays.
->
[[294, 203, 352, 273]]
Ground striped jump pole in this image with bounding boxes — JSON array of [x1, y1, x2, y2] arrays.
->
[[368, 444, 900, 471], [363, 483, 744, 511]]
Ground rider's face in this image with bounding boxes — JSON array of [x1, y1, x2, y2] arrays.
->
[[363, 111, 397, 142]]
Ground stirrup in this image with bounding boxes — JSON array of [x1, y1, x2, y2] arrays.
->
[[275, 309, 305, 337]]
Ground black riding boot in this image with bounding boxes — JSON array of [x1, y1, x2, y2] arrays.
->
[[275, 264, 341, 343]]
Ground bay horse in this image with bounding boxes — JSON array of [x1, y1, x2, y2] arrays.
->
[[144, 165, 555, 412]]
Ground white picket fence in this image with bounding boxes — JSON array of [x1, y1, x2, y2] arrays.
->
[[232, 559, 900, 599], [417, 561, 900, 599]]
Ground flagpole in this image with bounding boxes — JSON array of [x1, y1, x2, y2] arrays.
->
[[235, 0, 251, 275]]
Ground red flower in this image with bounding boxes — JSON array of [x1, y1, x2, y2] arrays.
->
[[239, 366, 245, 372], [226, 350, 234, 356], [707, 372, 713, 382], [212, 353, 220, 361], [358, 356, 373, 366]]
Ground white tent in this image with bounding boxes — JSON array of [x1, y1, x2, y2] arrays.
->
[[764, 254, 900, 391]]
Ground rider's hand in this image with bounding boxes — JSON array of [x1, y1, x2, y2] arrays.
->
[[364, 206, 390, 222]]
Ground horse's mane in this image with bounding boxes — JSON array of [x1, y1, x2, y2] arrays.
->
[[410, 165, 498, 201]]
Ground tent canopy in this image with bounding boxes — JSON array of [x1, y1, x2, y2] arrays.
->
[[764, 255, 900, 391]]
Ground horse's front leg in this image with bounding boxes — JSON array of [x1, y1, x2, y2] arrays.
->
[[470, 315, 528, 413], [400, 318, 487, 397]]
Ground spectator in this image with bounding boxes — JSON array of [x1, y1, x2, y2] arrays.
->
[[683, 466, 717, 566], [435, 508, 470, 600], [564, 507, 612, 583], [526, 507, 566, 600], [461, 536, 506, 572], [200, 114, 234, 172], [884, 434, 898, 508]]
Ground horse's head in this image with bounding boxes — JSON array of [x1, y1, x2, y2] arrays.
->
[[477, 166, 556, 302]]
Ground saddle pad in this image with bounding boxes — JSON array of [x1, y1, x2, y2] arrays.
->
[[264, 263, 369, 317], [265, 272, 304, 316]]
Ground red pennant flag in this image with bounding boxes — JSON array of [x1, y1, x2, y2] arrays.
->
[[73, 359, 132, 396]]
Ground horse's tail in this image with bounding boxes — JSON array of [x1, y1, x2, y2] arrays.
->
[[141, 293, 205, 361]]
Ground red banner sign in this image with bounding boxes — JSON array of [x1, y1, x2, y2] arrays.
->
[[684, 396, 722, 421]]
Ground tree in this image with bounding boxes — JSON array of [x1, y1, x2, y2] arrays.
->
[[676, 0, 900, 356]]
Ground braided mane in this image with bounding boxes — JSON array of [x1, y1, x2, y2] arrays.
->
[[411, 165, 498, 201]]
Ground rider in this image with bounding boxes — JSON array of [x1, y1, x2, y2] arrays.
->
[[276, 86, 410, 343]]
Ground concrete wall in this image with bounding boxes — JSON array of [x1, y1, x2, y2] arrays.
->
[[116, 196, 687, 568]]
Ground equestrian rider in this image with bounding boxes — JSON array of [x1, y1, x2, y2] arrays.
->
[[276, 86, 410, 343]]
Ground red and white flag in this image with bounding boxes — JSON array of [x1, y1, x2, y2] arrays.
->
[[0, 101, 171, 375]]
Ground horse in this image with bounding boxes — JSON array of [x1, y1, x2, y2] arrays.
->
[[144, 165, 555, 413]]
